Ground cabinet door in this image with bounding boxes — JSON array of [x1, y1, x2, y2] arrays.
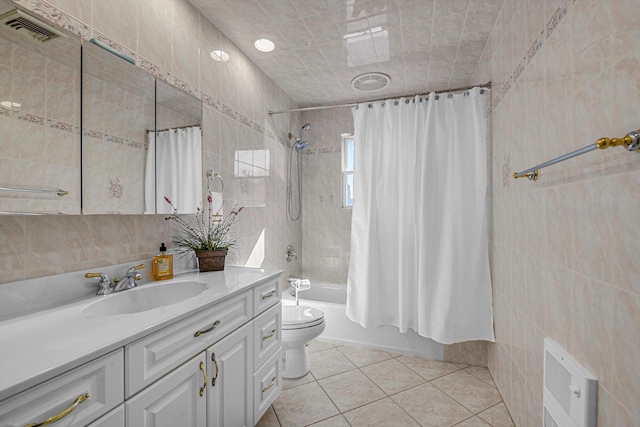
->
[[126, 353, 207, 427], [207, 322, 254, 427]]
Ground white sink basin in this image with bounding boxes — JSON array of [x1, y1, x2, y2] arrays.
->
[[81, 281, 208, 316]]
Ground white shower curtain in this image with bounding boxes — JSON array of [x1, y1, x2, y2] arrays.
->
[[346, 88, 494, 344], [145, 126, 202, 214]]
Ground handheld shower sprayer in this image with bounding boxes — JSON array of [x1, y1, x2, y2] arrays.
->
[[288, 123, 311, 151]]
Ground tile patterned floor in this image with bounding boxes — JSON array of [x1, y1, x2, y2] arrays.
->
[[257, 340, 514, 427]]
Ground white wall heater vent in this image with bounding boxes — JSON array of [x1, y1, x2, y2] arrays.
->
[[543, 338, 597, 427]]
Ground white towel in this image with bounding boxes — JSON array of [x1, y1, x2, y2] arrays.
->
[[209, 191, 223, 223]]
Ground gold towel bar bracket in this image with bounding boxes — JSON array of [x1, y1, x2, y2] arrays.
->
[[513, 129, 640, 182]]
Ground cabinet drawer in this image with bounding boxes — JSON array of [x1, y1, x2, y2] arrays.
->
[[0, 350, 124, 427], [253, 302, 281, 369], [253, 349, 282, 423], [87, 404, 124, 427], [125, 290, 251, 397], [253, 277, 280, 315]]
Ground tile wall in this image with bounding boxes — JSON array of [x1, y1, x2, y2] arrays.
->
[[0, 30, 81, 214], [300, 107, 353, 284], [0, 0, 303, 284], [471, 0, 640, 424]]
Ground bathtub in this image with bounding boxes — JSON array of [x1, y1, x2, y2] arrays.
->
[[283, 281, 445, 359]]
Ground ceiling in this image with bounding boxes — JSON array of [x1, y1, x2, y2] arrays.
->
[[189, 0, 502, 107]]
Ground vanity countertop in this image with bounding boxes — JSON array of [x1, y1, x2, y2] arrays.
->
[[0, 266, 282, 401]]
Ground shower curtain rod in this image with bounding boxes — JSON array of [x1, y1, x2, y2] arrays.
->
[[268, 82, 491, 115], [146, 124, 201, 133]]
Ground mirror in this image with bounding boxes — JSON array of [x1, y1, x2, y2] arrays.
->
[[81, 40, 155, 214], [151, 79, 202, 214], [0, 2, 81, 214]]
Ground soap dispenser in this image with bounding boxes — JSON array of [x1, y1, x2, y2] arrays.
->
[[153, 243, 173, 280]]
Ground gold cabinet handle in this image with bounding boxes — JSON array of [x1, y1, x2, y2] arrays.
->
[[261, 289, 276, 299], [194, 320, 221, 337], [262, 376, 277, 393], [25, 393, 90, 427], [262, 329, 277, 341], [199, 361, 207, 397], [211, 352, 219, 387]]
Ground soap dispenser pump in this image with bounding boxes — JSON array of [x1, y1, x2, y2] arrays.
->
[[153, 243, 173, 280]]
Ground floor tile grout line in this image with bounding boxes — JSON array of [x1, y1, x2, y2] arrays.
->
[[463, 366, 498, 387], [476, 401, 512, 425], [270, 404, 283, 427], [428, 375, 502, 415], [316, 368, 387, 414]]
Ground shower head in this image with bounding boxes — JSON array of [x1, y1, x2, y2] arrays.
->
[[288, 123, 312, 150], [297, 123, 311, 141], [294, 141, 308, 151]]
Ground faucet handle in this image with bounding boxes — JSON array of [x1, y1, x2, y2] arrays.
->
[[85, 272, 113, 295], [126, 264, 145, 274]]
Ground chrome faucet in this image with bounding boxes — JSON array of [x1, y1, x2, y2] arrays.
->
[[113, 264, 145, 292], [85, 264, 145, 295]]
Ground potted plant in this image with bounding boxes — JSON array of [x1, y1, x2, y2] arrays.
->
[[164, 195, 243, 272]]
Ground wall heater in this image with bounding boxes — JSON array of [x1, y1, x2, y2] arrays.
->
[[543, 338, 597, 427]]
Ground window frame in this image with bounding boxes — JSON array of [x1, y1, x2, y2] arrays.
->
[[341, 135, 354, 208]]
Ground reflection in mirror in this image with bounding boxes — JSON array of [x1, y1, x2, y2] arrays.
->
[[150, 79, 202, 214], [81, 40, 154, 214], [0, 1, 81, 214]]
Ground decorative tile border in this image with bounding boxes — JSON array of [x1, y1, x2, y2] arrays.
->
[[12, 0, 292, 152], [11, 111, 77, 134], [82, 127, 146, 150], [16, 112, 45, 126], [492, 0, 577, 110], [302, 147, 341, 155]]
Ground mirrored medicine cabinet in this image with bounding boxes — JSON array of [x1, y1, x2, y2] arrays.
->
[[0, 3, 203, 215]]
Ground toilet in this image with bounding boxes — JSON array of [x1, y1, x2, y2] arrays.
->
[[281, 304, 325, 379]]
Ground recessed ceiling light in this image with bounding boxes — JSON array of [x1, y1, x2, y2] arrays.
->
[[254, 38, 275, 52], [210, 50, 229, 62]]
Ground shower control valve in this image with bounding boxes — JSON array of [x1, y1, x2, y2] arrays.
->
[[285, 245, 297, 262]]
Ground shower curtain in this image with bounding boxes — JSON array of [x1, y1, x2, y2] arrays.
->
[[145, 126, 202, 214], [346, 88, 494, 344]]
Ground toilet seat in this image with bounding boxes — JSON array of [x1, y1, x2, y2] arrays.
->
[[282, 306, 325, 330]]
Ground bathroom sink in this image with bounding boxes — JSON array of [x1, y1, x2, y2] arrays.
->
[[81, 281, 208, 316]]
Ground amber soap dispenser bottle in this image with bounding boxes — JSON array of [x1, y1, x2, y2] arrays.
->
[[153, 243, 173, 280]]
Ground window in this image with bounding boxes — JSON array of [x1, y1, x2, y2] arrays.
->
[[342, 135, 355, 207]]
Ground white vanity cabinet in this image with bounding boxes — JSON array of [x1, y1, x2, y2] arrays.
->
[[0, 269, 283, 427]]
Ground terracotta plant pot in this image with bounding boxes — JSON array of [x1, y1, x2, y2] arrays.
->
[[195, 250, 228, 272]]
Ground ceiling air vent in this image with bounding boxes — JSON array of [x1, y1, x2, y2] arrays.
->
[[0, 9, 66, 42], [351, 72, 391, 92]]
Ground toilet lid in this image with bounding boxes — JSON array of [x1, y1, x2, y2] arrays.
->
[[282, 305, 324, 327]]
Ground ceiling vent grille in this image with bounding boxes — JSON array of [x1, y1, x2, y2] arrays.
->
[[0, 9, 66, 42], [351, 72, 391, 92], [543, 338, 597, 427]]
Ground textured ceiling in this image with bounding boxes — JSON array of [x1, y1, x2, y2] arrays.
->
[[189, 0, 502, 107]]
